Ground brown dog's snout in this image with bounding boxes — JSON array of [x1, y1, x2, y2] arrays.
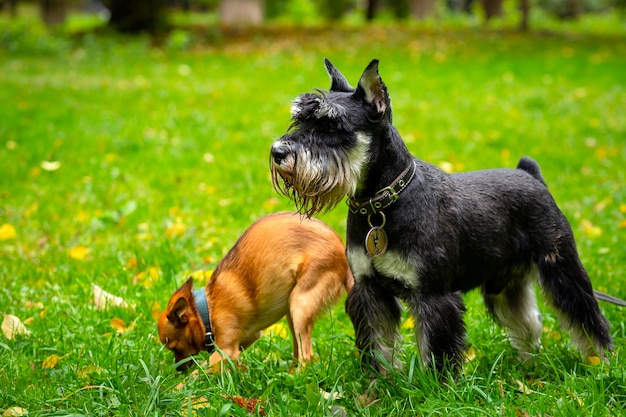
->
[[175, 357, 194, 371]]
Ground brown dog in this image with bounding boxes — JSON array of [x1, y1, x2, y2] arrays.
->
[[158, 212, 353, 371]]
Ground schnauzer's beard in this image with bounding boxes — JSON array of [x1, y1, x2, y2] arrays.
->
[[271, 133, 370, 217]]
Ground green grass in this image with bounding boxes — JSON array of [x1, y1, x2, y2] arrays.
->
[[1, 11, 626, 417]]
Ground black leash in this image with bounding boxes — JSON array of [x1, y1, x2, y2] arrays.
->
[[594, 290, 626, 307]]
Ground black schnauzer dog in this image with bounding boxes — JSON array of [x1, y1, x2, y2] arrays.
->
[[270, 59, 613, 374]]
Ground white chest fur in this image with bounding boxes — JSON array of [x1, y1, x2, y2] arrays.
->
[[348, 247, 421, 289]]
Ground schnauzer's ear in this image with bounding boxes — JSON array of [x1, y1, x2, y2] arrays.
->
[[354, 59, 389, 116], [324, 58, 354, 93]]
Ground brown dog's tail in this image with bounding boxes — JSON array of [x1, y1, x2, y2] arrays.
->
[[344, 266, 355, 293]]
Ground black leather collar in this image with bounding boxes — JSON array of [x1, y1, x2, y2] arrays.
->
[[193, 288, 215, 352], [347, 161, 417, 216]]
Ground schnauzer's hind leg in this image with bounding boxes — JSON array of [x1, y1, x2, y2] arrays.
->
[[483, 273, 543, 359], [345, 278, 402, 375], [537, 233, 612, 358], [408, 292, 467, 373]]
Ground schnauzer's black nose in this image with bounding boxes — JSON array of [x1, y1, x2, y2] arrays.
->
[[271, 144, 288, 164]]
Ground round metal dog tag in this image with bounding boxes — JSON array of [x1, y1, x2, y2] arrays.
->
[[365, 227, 388, 257]]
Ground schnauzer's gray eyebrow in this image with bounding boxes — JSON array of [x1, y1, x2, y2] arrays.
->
[[290, 95, 346, 120]]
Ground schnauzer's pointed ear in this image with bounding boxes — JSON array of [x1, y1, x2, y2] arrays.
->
[[354, 59, 389, 116], [324, 58, 354, 93]]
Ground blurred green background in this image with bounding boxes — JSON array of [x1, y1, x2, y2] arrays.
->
[[1, 1, 625, 416]]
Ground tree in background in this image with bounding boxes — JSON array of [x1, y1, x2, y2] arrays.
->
[[220, 0, 264, 25], [102, 0, 168, 33], [40, 0, 71, 26]]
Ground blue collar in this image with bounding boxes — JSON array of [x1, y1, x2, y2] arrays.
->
[[193, 288, 215, 352]]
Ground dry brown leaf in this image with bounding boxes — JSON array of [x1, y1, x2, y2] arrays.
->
[[2, 406, 28, 416], [515, 379, 532, 395], [92, 284, 132, 311], [222, 395, 265, 415], [110, 317, 134, 334], [2, 314, 31, 340], [320, 389, 343, 401]]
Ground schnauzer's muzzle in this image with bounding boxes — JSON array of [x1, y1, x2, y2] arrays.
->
[[270, 141, 289, 166]]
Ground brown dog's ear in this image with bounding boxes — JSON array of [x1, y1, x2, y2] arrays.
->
[[180, 276, 194, 292], [167, 296, 189, 327]]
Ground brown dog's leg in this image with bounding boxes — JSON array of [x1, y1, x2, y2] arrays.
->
[[285, 313, 301, 361], [288, 270, 345, 364]]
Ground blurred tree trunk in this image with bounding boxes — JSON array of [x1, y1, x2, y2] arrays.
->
[[519, 0, 529, 30], [409, 0, 436, 18], [366, 0, 379, 21], [2, 0, 18, 17], [219, 0, 264, 26], [480, 0, 503, 20], [481, 0, 530, 30], [40, 0, 68, 26], [104, 0, 168, 33], [366, 0, 412, 21]]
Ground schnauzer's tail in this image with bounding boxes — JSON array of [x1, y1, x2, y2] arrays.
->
[[516, 156, 546, 186]]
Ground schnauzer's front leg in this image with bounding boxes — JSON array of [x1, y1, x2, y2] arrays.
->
[[407, 291, 467, 373], [345, 277, 402, 375]]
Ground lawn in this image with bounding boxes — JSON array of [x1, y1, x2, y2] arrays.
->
[[1, 10, 626, 417]]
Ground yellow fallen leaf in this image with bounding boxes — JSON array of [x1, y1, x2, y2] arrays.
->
[[165, 222, 186, 238], [262, 197, 280, 211], [76, 211, 89, 223], [42, 353, 63, 369], [401, 316, 415, 330], [593, 197, 612, 212], [0, 223, 17, 240], [465, 345, 477, 361], [69, 245, 89, 260], [125, 258, 138, 270], [189, 270, 213, 283], [2, 314, 31, 340], [580, 219, 602, 238], [192, 396, 211, 410], [587, 356, 601, 366], [151, 301, 162, 321], [438, 161, 454, 173], [24, 202, 39, 218], [110, 317, 134, 334], [40, 160, 61, 171], [267, 322, 288, 339], [547, 330, 562, 341], [133, 266, 161, 289], [566, 388, 584, 406], [2, 406, 28, 416], [77, 364, 104, 379], [24, 301, 44, 309], [93, 284, 132, 311]]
